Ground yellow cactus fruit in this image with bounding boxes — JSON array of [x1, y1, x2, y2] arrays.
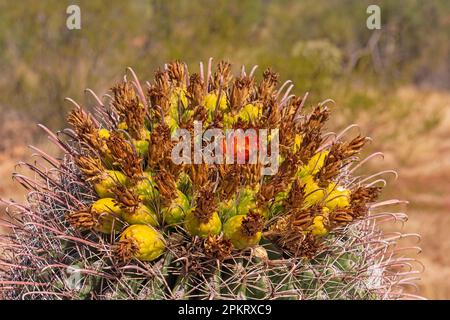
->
[[141, 127, 151, 140], [180, 109, 194, 123], [170, 87, 189, 111], [219, 187, 257, 220], [94, 170, 128, 198], [91, 197, 123, 214], [116, 111, 149, 141], [98, 128, 110, 139], [166, 88, 188, 133], [293, 134, 303, 153], [273, 190, 288, 207], [132, 139, 149, 158], [301, 175, 326, 208], [237, 103, 261, 124], [308, 150, 329, 175], [203, 92, 228, 114], [67, 198, 124, 234], [266, 190, 289, 218], [95, 128, 115, 166], [117, 121, 128, 130], [129, 126, 151, 157], [218, 198, 236, 219], [325, 183, 350, 210], [296, 166, 309, 179], [163, 190, 190, 225], [184, 210, 222, 238], [122, 203, 159, 226], [308, 208, 329, 237], [223, 112, 238, 128], [297, 150, 329, 177], [164, 115, 179, 135], [223, 212, 263, 250], [117, 225, 165, 262], [91, 198, 124, 233], [133, 171, 158, 205]]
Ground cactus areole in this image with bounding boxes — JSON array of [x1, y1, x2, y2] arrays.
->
[[0, 59, 421, 299]]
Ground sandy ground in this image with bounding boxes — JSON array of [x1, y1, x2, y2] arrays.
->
[[360, 87, 450, 299], [1, 87, 449, 299]]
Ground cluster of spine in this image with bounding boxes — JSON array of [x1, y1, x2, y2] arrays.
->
[[0, 60, 422, 299]]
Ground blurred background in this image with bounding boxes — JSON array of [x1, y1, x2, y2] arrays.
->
[[0, 0, 449, 299]]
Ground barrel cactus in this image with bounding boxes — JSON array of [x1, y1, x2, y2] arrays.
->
[[0, 59, 422, 299]]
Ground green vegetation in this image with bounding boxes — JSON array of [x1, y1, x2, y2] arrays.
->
[[0, 0, 449, 130]]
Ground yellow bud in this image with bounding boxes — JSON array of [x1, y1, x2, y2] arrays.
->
[[309, 151, 329, 175], [122, 203, 159, 226], [98, 128, 110, 139], [118, 122, 128, 130], [184, 211, 222, 238], [296, 150, 329, 178], [325, 183, 350, 210], [223, 113, 238, 128], [133, 171, 158, 205], [132, 139, 149, 157], [170, 87, 188, 113], [94, 170, 128, 198], [163, 190, 190, 225], [237, 103, 261, 124], [164, 115, 179, 135], [293, 134, 303, 153], [223, 215, 261, 250], [309, 215, 328, 237], [203, 92, 228, 113], [90, 198, 124, 234], [301, 175, 326, 208]]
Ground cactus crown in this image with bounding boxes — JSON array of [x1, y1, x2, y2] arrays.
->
[[0, 59, 421, 299]]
